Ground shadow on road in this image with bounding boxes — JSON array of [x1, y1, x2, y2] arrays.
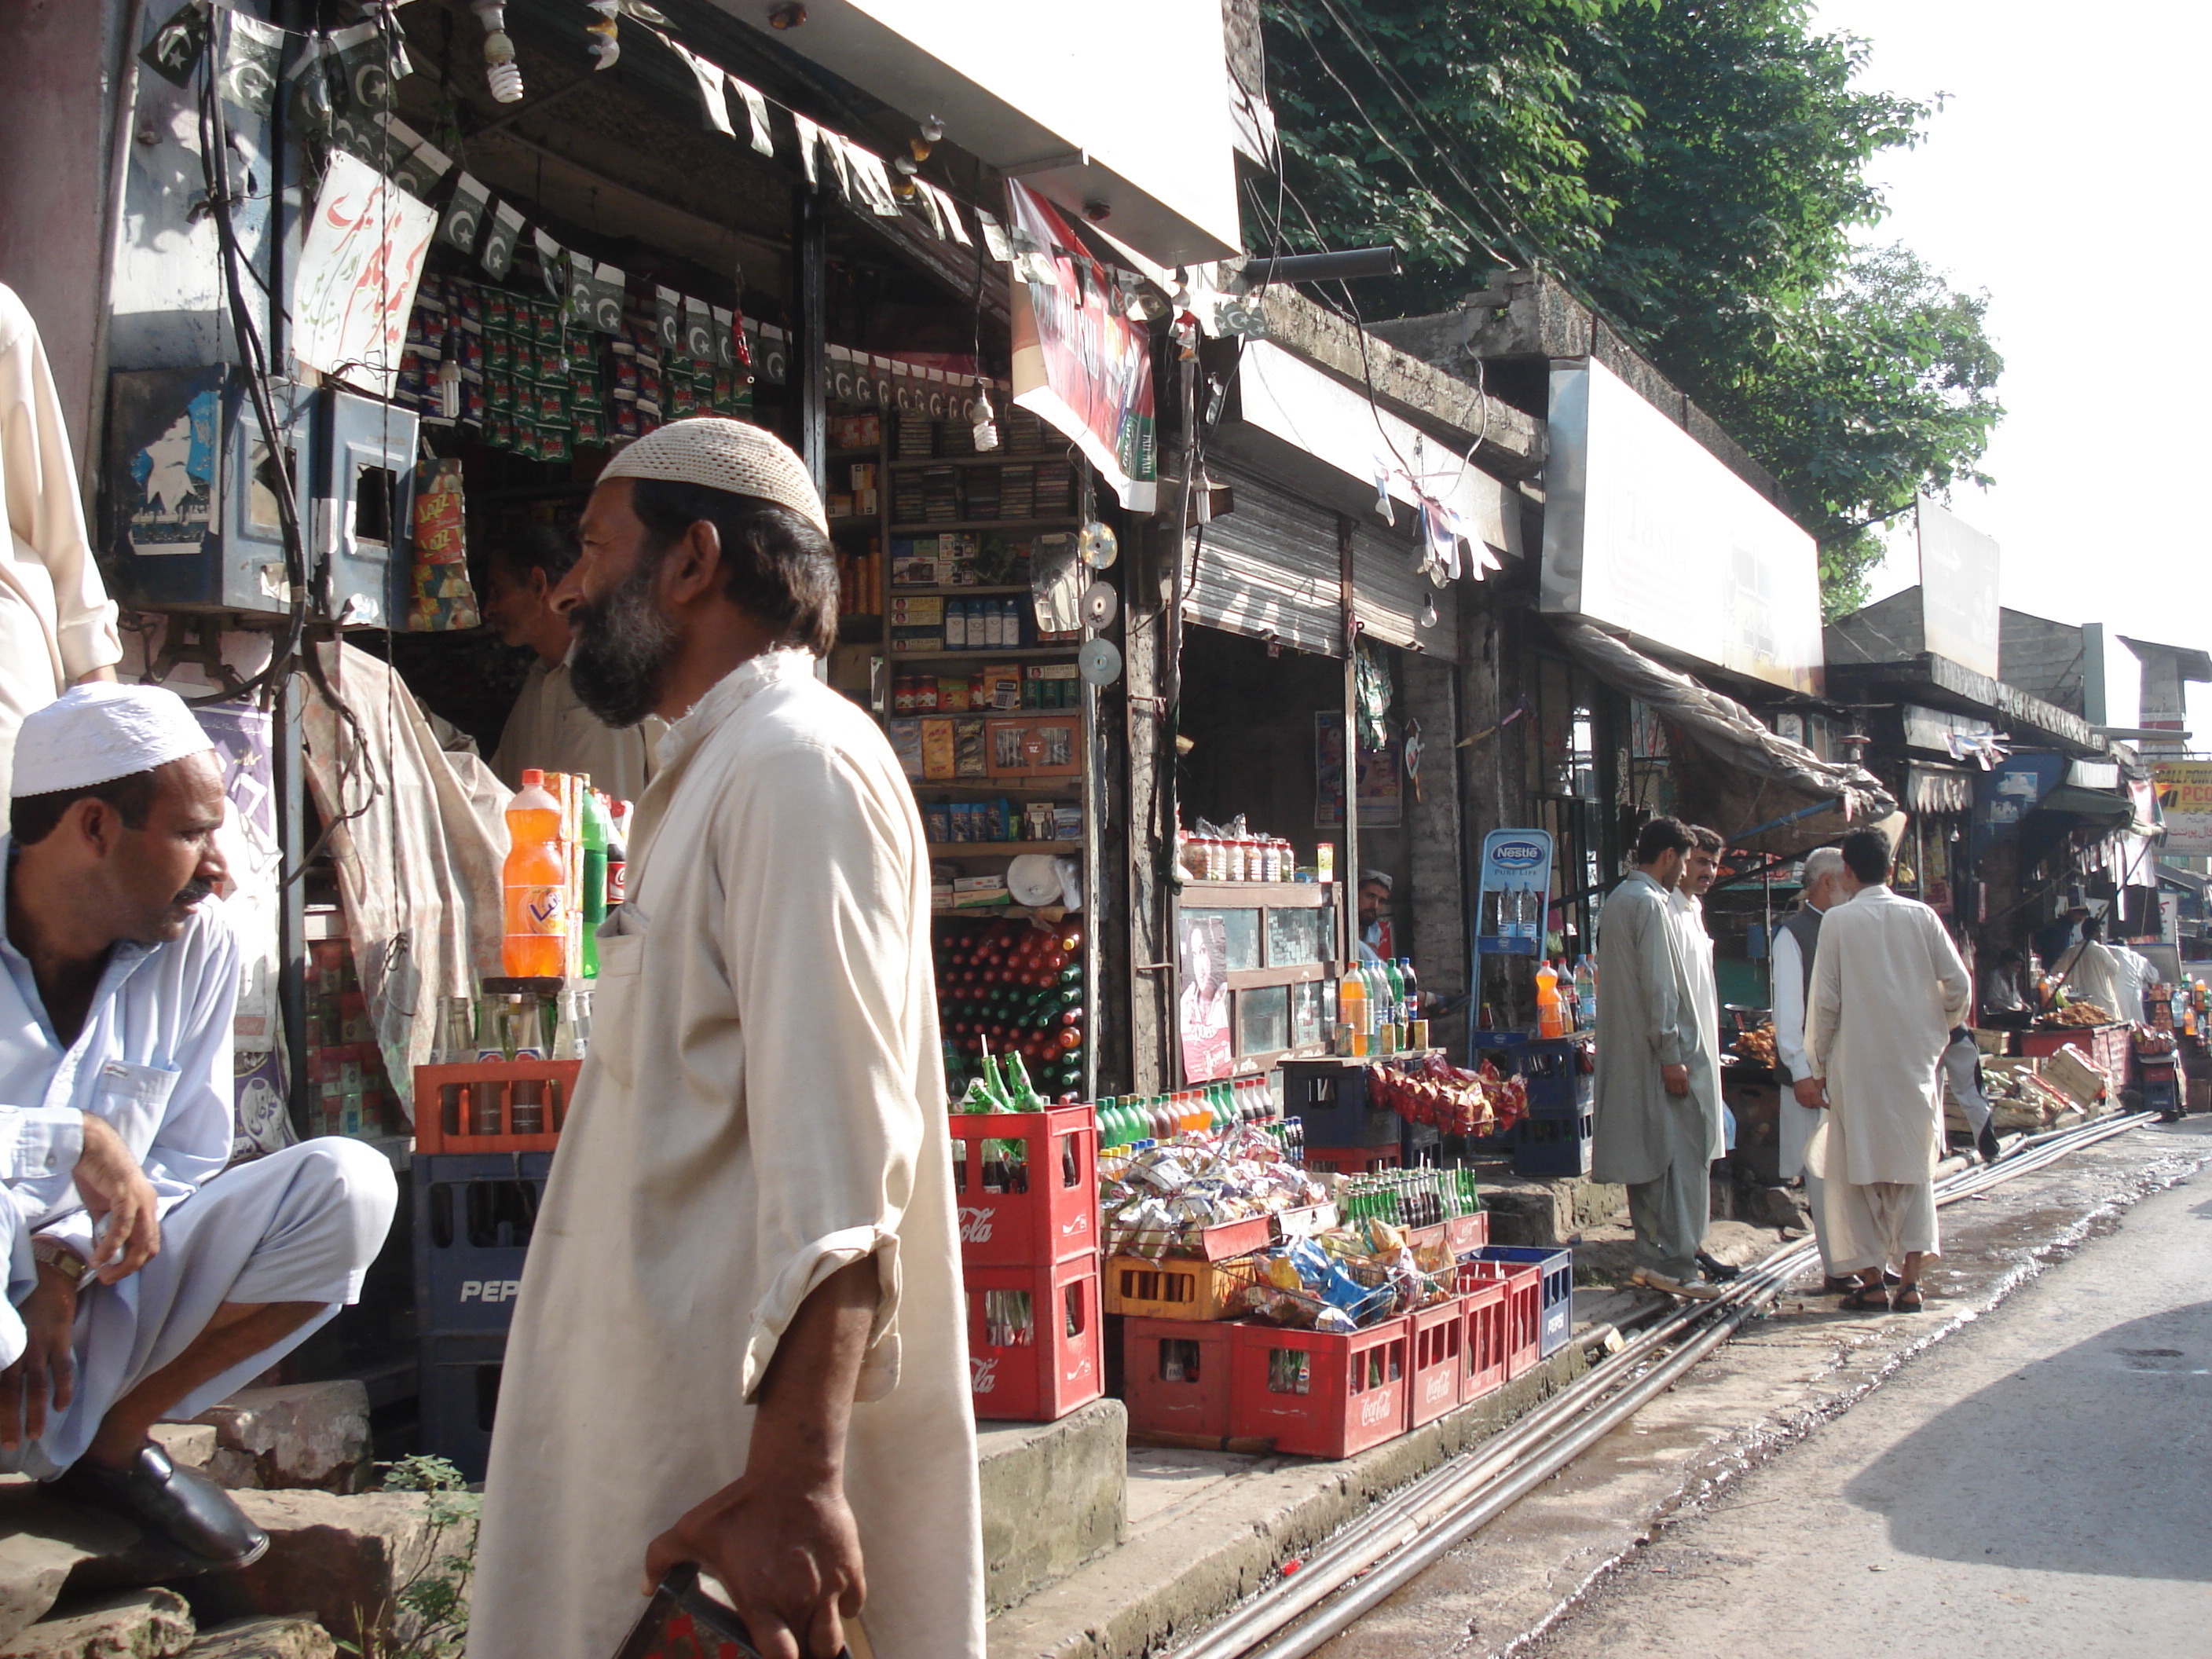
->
[[1842, 1300, 2212, 1580]]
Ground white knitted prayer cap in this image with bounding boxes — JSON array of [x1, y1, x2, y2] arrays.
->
[[11, 683, 214, 797], [597, 417, 829, 535]]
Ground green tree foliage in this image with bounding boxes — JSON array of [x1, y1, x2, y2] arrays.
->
[[1261, 0, 2003, 613]]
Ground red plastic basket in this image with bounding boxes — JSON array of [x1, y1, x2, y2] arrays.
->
[[1458, 1256, 1541, 1379], [1228, 1317, 1411, 1459], [1442, 1211, 1490, 1255], [965, 1255, 1103, 1422], [413, 1060, 580, 1155], [1120, 1316, 1236, 1440], [1408, 1298, 1466, 1427], [1458, 1274, 1511, 1403], [948, 1104, 1097, 1266]]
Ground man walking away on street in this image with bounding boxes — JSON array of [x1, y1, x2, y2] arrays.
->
[[1769, 847, 1851, 1292], [1804, 828, 1972, 1314], [1671, 826, 1736, 1283], [1593, 817, 1723, 1301]]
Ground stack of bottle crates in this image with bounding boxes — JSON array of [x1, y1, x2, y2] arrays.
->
[[1474, 1035, 1595, 1177], [949, 1060, 1102, 1423]]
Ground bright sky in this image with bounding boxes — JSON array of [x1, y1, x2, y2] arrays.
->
[[1814, 0, 2212, 739]]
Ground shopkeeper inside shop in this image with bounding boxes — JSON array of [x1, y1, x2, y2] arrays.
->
[[1357, 869, 1395, 964], [481, 525, 666, 802]]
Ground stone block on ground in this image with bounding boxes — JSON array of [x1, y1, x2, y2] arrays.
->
[[227, 1489, 474, 1652], [145, 1429, 215, 1474], [1481, 1175, 1627, 1247], [0, 1486, 142, 1642], [0, 1588, 193, 1659], [976, 1400, 1127, 1614], [180, 1618, 333, 1659], [189, 1385, 372, 1495]]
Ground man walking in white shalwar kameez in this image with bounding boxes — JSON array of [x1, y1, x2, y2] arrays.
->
[[0, 684, 396, 1565], [467, 420, 983, 1659], [1804, 828, 1972, 1314]]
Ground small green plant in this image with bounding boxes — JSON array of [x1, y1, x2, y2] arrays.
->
[[338, 1456, 481, 1659]]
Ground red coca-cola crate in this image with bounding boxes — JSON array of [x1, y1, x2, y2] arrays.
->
[[1459, 1274, 1511, 1403], [1121, 1316, 1235, 1440], [949, 1104, 1097, 1266], [1443, 1211, 1490, 1255], [1408, 1298, 1465, 1428], [1457, 1255, 1541, 1379], [965, 1255, 1102, 1422], [1228, 1317, 1411, 1459], [413, 1060, 580, 1155]]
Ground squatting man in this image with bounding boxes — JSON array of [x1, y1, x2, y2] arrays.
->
[[0, 684, 396, 1566]]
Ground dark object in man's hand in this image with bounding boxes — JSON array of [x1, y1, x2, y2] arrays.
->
[[616, 1566, 853, 1659]]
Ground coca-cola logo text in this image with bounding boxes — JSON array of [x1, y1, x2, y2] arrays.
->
[[1358, 1390, 1395, 1426], [958, 1207, 995, 1243], [970, 1355, 999, 1393]]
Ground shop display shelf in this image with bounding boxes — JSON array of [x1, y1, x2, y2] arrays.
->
[[887, 584, 1035, 595], [1457, 1254, 1543, 1378], [1227, 1317, 1412, 1459], [412, 1152, 551, 1338], [412, 1060, 581, 1155], [1120, 1316, 1236, 1440], [1458, 1273, 1512, 1403], [1102, 1253, 1264, 1322], [887, 647, 1082, 663], [1408, 1296, 1467, 1428], [887, 454, 1044, 470], [948, 1103, 1097, 1267], [419, 1332, 506, 1483], [888, 518, 1082, 534], [927, 840, 1081, 856], [965, 1255, 1103, 1423]]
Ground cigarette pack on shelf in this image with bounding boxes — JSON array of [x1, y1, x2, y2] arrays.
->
[[1102, 1252, 1263, 1322], [1120, 1315, 1236, 1440], [1227, 1316, 1411, 1459], [947, 1104, 1097, 1266], [419, 1331, 505, 1483], [1509, 1108, 1594, 1178], [1472, 1245, 1574, 1357], [1458, 1273, 1512, 1403], [1408, 1297, 1467, 1428], [412, 1152, 552, 1336], [1473, 1037, 1594, 1119], [1279, 1059, 1403, 1148], [965, 1254, 1103, 1422], [412, 1060, 582, 1155]]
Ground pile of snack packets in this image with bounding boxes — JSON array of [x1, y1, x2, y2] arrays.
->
[[1238, 1218, 1458, 1335], [1101, 1125, 1327, 1261]]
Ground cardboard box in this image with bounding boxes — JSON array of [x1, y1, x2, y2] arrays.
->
[[920, 718, 956, 782], [954, 716, 989, 779], [978, 663, 1024, 712]]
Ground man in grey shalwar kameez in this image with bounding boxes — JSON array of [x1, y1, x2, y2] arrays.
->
[[1592, 817, 1723, 1299]]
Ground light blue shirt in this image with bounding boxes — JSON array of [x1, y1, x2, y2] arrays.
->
[[0, 833, 239, 1266]]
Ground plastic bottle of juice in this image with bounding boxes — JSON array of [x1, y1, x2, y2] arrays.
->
[[1338, 966, 1368, 1057], [502, 770, 568, 978], [580, 790, 610, 979], [1536, 960, 1565, 1038]]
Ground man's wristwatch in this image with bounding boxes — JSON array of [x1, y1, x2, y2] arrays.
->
[[30, 1236, 91, 1286]]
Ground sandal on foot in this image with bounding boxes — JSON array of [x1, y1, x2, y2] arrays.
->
[[1891, 1285, 1925, 1313], [1840, 1284, 1891, 1312]]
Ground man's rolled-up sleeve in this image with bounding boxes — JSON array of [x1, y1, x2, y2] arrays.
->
[[724, 739, 921, 1405]]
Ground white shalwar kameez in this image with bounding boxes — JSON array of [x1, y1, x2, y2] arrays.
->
[[0, 865, 396, 1471], [468, 649, 984, 1659], [2062, 940, 2137, 1024], [1804, 884, 1972, 1276], [1767, 909, 1836, 1273], [1668, 888, 1727, 1162], [0, 285, 123, 787]]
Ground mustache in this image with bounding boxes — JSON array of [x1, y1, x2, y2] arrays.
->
[[174, 879, 216, 908]]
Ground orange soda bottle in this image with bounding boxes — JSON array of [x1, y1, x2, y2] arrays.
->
[[502, 768, 569, 977]]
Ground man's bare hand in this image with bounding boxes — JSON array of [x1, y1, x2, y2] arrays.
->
[[643, 1471, 864, 1659], [1792, 1078, 1828, 1110], [73, 1113, 160, 1282], [1660, 1062, 1690, 1097], [0, 1264, 77, 1452]]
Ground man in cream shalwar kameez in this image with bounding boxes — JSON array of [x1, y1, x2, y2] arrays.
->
[[1592, 819, 1722, 1298], [1804, 830, 1972, 1311], [468, 422, 982, 1659]]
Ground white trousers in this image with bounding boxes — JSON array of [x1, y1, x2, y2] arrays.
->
[[1824, 1177, 1940, 1278], [1801, 1166, 1837, 1278], [1, 1138, 397, 1476]]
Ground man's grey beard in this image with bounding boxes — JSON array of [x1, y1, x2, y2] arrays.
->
[[569, 554, 679, 729]]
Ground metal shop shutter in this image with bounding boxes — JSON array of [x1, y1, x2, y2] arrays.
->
[[1185, 459, 1344, 657], [1350, 518, 1457, 661]]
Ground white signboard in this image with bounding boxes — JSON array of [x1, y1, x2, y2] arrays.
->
[[292, 152, 437, 400], [1541, 358, 1825, 694], [1916, 496, 2001, 680]]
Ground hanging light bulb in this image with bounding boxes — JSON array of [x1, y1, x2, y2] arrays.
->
[[437, 354, 463, 421], [921, 114, 945, 144], [893, 153, 920, 176], [1419, 590, 1439, 631], [471, 2, 523, 102], [971, 382, 1001, 452]]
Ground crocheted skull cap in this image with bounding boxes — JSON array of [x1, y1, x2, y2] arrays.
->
[[12, 683, 214, 797], [598, 417, 829, 534]]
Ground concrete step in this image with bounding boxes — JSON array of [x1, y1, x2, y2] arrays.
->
[[976, 1401, 1127, 1616]]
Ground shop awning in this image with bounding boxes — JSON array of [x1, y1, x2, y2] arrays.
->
[[2034, 785, 2137, 826], [1551, 617, 1896, 845]]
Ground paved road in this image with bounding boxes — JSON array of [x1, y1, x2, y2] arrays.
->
[[1525, 1155, 2212, 1657]]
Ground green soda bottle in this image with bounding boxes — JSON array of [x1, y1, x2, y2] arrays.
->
[[580, 789, 610, 978]]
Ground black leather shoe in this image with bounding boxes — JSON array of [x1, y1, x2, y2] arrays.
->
[[1977, 1122, 2002, 1163], [46, 1442, 269, 1568], [1695, 1251, 1743, 1283]]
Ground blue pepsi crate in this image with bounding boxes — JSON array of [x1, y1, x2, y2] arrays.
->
[[412, 1152, 551, 1337], [1511, 1110, 1593, 1178], [1474, 1037, 1593, 1119], [1475, 1244, 1574, 1356], [2141, 1076, 2181, 1115], [419, 1332, 504, 1482]]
